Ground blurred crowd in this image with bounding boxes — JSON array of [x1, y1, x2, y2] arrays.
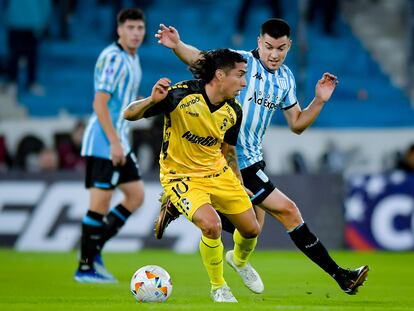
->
[[1, 119, 413, 175], [0, 120, 85, 173]]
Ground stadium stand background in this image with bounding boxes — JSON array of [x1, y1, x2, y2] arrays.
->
[[0, 0, 413, 174]]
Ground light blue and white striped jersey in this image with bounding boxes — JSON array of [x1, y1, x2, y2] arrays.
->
[[81, 43, 142, 159], [235, 49, 298, 169]]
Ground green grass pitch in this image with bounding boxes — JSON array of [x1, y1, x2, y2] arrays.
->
[[0, 250, 413, 310]]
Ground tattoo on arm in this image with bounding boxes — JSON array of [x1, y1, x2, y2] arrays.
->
[[225, 145, 243, 182], [124, 98, 150, 121], [127, 102, 140, 114]]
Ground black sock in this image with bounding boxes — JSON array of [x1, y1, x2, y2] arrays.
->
[[288, 223, 339, 276], [100, 204, 131, 248], [78, 210, 104, 271]]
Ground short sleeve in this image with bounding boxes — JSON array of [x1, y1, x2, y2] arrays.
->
[[95, 53, 124, 94], [223, 102, 243, 146], [280, 66, 298, 110]]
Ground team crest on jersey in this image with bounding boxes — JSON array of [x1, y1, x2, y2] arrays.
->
[[277, 77, 288, 89], [220, 118, 228, 131], [105, 67, 114, 76]]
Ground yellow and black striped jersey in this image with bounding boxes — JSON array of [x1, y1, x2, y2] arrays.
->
[[144, 80, 242, 179]]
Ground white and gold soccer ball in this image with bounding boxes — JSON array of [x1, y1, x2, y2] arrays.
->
[[130, 265, 173, 302]]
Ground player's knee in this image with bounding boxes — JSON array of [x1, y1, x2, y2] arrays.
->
[[238, 222, 260, 239], [282, 200, 300, 217], [124, 191, 144, 211], [281, 200, 303, 226], [199, 219, 222, 239]]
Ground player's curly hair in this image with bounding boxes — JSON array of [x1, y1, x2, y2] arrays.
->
[[189, 49, 246, 83]]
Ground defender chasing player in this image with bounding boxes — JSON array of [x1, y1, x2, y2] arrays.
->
[[154, 18, 369, 295]]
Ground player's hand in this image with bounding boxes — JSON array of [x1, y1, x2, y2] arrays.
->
[[110, 140, 126, 167], [244, 186, 254, 198], [151, 78, 171, 103], [155, 24, 180, 49], [315, 72, 338, 103]]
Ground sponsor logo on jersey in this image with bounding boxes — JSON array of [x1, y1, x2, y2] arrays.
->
[[179, 97, 200, 109], [224, 105, 235, 125], [253, 72, 263, 80], [248, 90, 279, 110], [182, 131, 218, 146]]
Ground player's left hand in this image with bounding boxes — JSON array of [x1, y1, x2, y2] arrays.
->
[[315, 72, 338, 103]]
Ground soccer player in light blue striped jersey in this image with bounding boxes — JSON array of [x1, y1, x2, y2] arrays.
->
[[155, 18, 369, 295], [75, 8, 146, 283]]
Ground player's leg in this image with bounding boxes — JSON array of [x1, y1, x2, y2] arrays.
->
[[100, 180, 144, 246], [75, 187, 114, 283], [192, 204, 225, 289], [260, 189, 368, 294], [222, 208, 264, 294], [247, 159, 369, 294], [222, 208, 260, 266], [75, 156, 118, 283], [217, 161, 271, 234], [192, 204, 237, 303], [211, 168, 263, 293], [165, 179, 237, 302], [154, 192, 181, 239], [100, 153, 144, 248]]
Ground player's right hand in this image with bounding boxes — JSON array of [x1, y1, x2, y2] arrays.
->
[[151, 78, 171, 103], [155, 24, 180, 49], [110, 140, 126, 167]]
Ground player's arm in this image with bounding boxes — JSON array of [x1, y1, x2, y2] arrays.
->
[[93, 91, 125, 166], [284, 72, 338, 134], [222, 143, 243, 181], [222, 143, 253, 197], [124, 78, 171, 121], [155, 24, 201, 65]]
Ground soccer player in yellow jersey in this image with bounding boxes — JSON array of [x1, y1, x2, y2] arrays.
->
[[154, 19, 369, 296], [124, 49, 263, 302]]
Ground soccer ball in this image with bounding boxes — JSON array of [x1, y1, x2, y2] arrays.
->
[[130, 265, 173, 302]]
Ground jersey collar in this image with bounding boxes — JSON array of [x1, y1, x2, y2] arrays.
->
[[251, 48, 276, 74], [199, 81, 227, 113]]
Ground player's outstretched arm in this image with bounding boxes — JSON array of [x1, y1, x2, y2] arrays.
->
[[284, 72, 338, 134], [124, 78, 171, 121], [155, 23, 201, 65]]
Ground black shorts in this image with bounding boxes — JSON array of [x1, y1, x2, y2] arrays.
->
[[240, 160, 275, 205], [85, 153, 141, 189]]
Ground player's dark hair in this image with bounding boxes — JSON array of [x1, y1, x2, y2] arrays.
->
[[189, 48, 246, 83], [261, 18, 290, 39], [117, 8, 145, 25]]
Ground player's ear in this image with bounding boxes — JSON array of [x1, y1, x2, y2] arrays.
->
[[216, 69, 225, 81], [288, 39, 292, 50]]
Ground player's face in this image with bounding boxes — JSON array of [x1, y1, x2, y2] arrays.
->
[[117, 19, 146, 54], [220, 62, 247, 99], [257, 33, 291, 71]]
